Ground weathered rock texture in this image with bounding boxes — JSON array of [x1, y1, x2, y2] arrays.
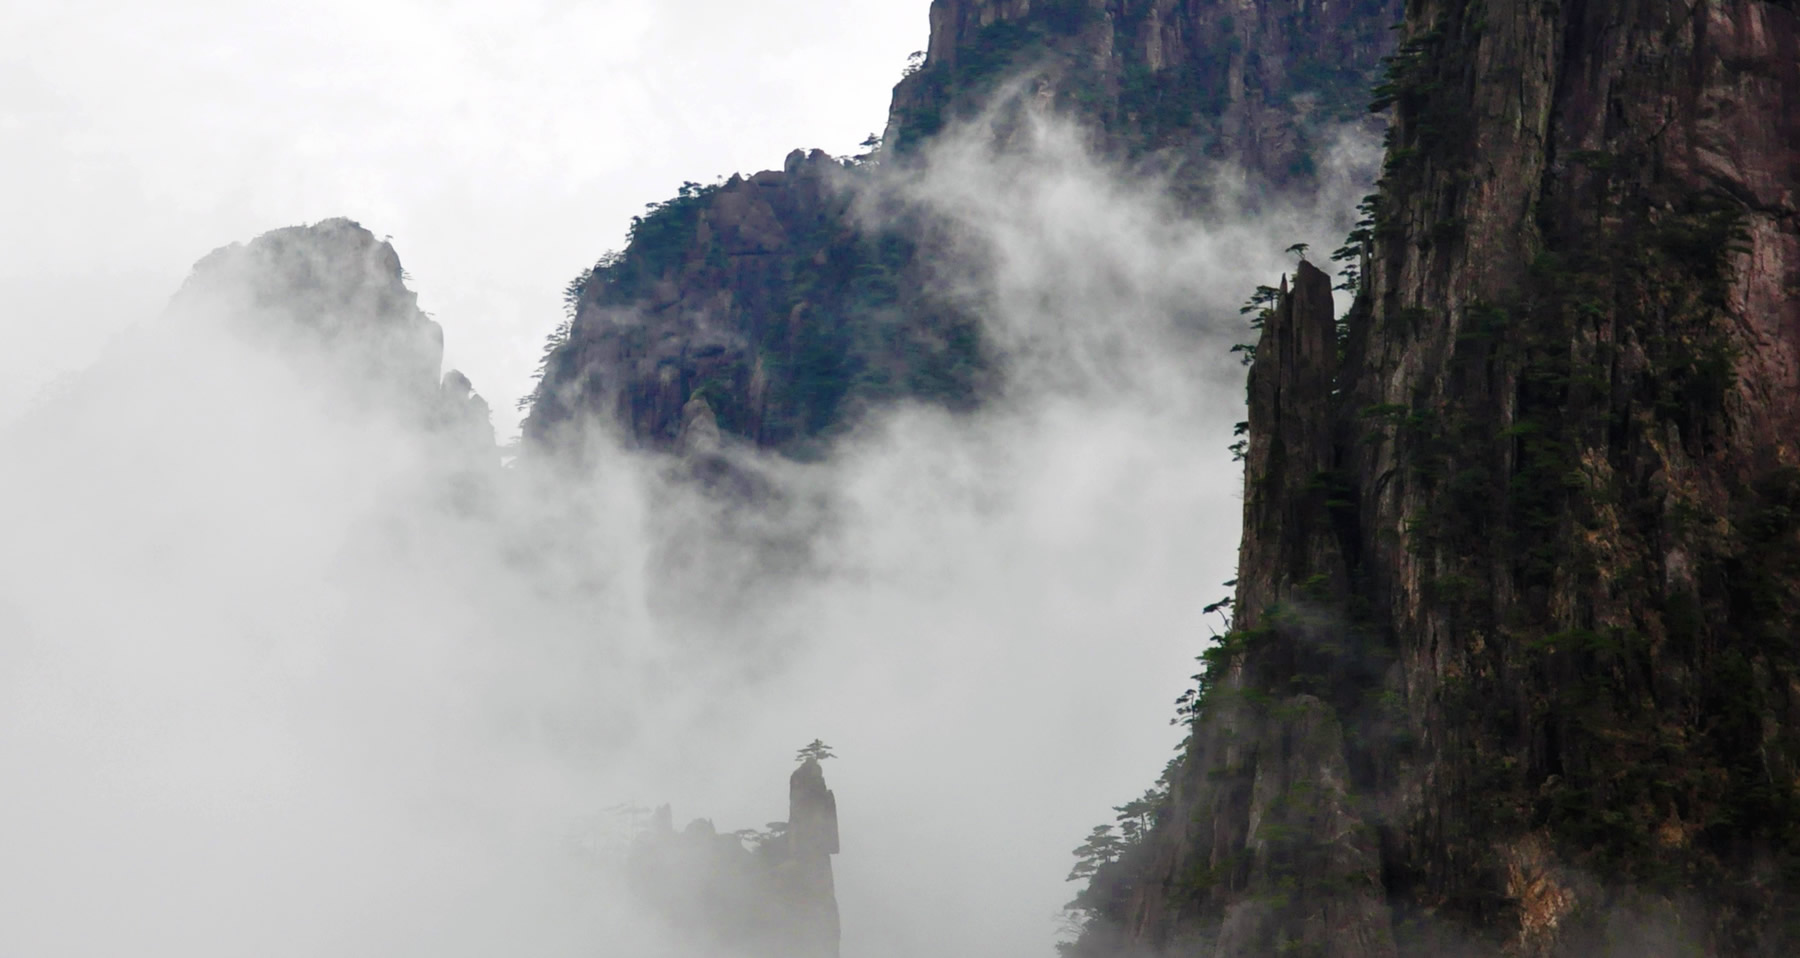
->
[[886, 0, 1398, 185], [1072, 0, 1800, 954], [522, 0, 1399, 458], [626, 758, 842, 957]]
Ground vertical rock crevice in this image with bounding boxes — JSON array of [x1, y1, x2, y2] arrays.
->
[[1080, 0, 1800, 952]]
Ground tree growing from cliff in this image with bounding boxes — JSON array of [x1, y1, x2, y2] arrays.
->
[[733, 821, 789, 854], [1067, 825, 1124, 882], [795, 739, 835, 763], [1112, 788, 1166, 845], [1232, 283, 1281, 368], [517, 252, 619, 410]]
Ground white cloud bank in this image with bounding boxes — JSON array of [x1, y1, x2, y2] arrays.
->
[[0, 89, 1375, 958]]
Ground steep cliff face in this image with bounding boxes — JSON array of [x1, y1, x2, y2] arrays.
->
[[886, 0, 1398, 186], [522, 0, 1398, 457], [1078, 0, 1800, 954]]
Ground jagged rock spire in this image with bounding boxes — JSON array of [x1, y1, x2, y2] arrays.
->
[[623, 754, 844, 957], [784, 756, 841, 958]]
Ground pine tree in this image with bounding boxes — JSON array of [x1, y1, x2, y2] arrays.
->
[[1067, 825, 1124, 882]]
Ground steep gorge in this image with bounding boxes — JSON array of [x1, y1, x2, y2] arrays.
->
[[1073, 0, 1800, 954]]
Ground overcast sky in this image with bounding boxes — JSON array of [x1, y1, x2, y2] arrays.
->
[[2, 0, 926, 431]]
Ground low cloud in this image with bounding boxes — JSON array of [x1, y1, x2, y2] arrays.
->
[[0, 103, 1375, 956]]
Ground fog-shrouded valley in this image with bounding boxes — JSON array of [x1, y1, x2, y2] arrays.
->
[[4, 1, 1798, 956]]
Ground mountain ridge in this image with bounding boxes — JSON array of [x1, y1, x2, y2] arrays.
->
[[521, 0, 1401, 459]]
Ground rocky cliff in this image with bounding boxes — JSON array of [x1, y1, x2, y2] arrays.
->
[[785, 756, 843, 958], [521, 0, 1399, 458], [1071, 0, 1800, 954], [168, 217, 494, 445], [885, 0, 1396, 185], [521, 151, 982, 459]]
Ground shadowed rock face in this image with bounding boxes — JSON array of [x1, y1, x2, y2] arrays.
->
[[887, 0, 1400, 186], [521, 0, 1400, 459], [1073, 0, 1800, 954]]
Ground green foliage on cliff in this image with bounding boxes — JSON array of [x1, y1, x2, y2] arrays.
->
[[1059, 765, 1180, 954], [889, 18, 1047, 151], [1061, 0, 1798, 948], [522, 154, 987, 453], [1067, 825, 1124, 882], [1350, 58, 1796, 923], [610, 181, 722, 299], [1117, 60, 1226, 140], [1368, 186, 1797, 905]]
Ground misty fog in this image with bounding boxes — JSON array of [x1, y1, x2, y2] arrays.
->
[[0, 86, 1375, 958], [0, 0, 928, 425]]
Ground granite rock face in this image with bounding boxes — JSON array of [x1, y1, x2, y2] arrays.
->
[[521, 0, 1400, 459], [887, 0, 1400, 188], [1076, 0, 1800, 953]]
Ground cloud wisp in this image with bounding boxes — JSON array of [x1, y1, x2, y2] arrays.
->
[[0, 104, 1375, 957]]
